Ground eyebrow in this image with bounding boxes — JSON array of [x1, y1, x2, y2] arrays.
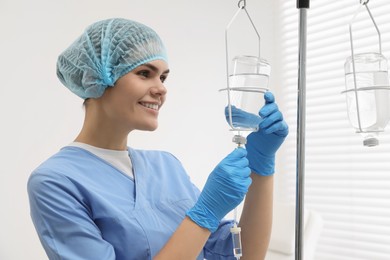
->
[[142, 63, 170, 74]]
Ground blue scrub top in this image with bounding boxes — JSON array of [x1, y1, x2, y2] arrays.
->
[[28, 146, 235, 260]]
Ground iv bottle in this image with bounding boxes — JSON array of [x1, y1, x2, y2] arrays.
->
[[344, 52, 390, 146], [225, 55, 271, 133]]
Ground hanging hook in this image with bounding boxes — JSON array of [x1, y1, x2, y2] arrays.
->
[[226, 0, 261, 61], [349, 0, 382, 55], [238, 0, 246, 9]]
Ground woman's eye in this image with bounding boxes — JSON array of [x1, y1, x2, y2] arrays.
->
[[160, 75, 167, 83], [138, 70, 150, 78]]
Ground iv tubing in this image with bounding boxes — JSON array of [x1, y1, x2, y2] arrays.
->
[[231, 142, 243, 260]]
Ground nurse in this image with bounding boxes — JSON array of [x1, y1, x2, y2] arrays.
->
[[27, 18, 288, 260]]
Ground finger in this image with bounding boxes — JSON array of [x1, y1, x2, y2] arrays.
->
[[238, 173, 252, 190], [264, 91, 275, 104], [235, 166, 252, 180], [273, 121, 289, 136], [259, 110, 283, 129], [229, 147, 248, 159], [259, 102, 279, 118], [244, 175, 252, 187], [232, 156, 249, 168], [263, 120, 289, 136], [243, 167, 252, 179], [226, 106, 263, 128]]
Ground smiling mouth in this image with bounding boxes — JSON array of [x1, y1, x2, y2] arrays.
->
[[139, 102, 159, 111]]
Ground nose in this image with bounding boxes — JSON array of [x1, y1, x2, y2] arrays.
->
[[150, 81, 167, 97]]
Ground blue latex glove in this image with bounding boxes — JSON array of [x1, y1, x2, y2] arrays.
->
[[246, 91, 289, 176], [186, 148, 252, 232], [225, 105, 263, 129]]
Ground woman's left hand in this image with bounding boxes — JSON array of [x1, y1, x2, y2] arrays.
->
[[245, 91, 289, 176]]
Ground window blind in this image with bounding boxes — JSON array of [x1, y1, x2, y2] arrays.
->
[[274, 0, 390, 259]]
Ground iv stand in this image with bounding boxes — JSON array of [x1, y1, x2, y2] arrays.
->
[[296, 0, 309, 260]]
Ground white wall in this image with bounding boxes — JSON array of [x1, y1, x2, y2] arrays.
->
[[0, 0, 276, 259]]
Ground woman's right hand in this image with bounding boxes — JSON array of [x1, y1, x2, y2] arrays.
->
[[186, 148, 252, 232]]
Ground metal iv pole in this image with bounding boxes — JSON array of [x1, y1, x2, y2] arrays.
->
[[295, 0, 310, 259]]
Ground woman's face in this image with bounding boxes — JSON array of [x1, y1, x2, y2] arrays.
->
[[96, 59, 169, 132]]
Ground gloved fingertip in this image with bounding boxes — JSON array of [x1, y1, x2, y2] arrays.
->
[[244, 167, 252, 178], [246, 176, 253, 187], [264, 91, 275, 103], [233, 147, 247, 156]]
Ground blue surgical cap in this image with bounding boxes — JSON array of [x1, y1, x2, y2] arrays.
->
[[56, 18, 168, 99]]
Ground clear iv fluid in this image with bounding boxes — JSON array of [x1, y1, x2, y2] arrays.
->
[[345, 71, 390, 132], [228, 73, 269, 131], [229, 73, 269, 89]]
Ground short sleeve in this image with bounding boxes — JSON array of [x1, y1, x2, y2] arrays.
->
[[27, 169, 116, 260]]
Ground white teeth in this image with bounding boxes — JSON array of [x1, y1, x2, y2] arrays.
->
[[141, 102, 159, 110]]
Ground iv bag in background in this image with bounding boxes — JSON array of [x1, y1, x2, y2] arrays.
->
[[344, 52, 390, 146]]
